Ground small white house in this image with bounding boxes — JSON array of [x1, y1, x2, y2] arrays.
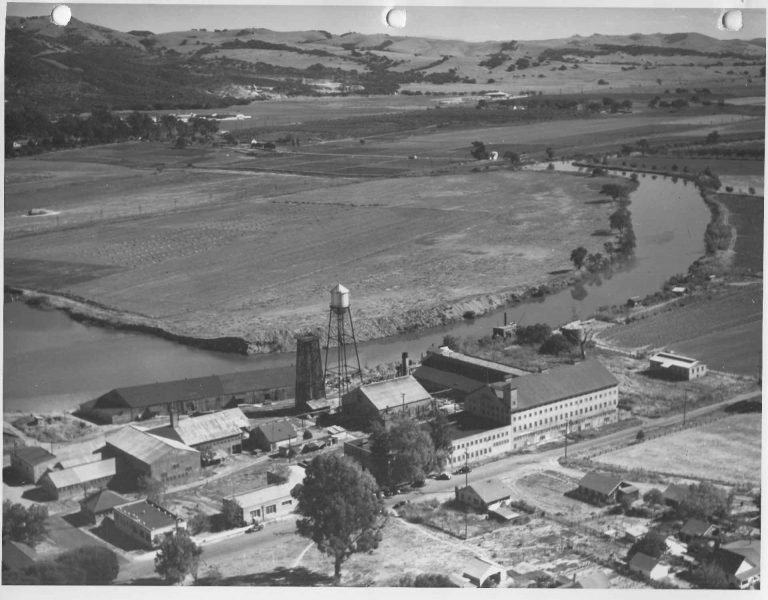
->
[[629, 552, 669, 581]]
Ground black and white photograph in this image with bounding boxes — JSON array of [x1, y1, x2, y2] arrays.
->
[[2, 1, 765, 589]]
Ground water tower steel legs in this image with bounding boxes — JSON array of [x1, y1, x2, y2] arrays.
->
[[323, 305, 362, 399]]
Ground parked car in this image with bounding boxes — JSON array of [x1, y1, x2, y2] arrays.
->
[[455, 466, 471, 475], [245, 523, 264, 533], [436, 472, 452, 480], [411, 479, 426, 488], [393, 500, 410, 510]]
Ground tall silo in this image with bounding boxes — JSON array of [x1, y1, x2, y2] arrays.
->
[[323, 284, 362, 401]]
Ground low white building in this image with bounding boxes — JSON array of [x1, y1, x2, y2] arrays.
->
[[223, 465, 305, 525], [649, 351, 707, 380]]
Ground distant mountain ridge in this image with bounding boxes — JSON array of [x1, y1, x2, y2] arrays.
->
[[5, 15, 765, 115]]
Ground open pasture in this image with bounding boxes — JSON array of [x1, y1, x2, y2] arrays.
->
[[595, 413, 761, 484], [599, 286, 762, 375], [5, 169, 618, 344], [719, 194, 764, 272]]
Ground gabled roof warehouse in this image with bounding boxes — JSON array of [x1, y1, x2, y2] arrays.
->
[[354, 376, 431, 411], [94, 376, 224, 410], [44, 458, 116, 490], [150, 408, 249, 447], [106, 425, 200, 462], [509, 359, 618, 411]]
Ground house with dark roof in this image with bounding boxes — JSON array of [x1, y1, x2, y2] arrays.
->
[[2, 541, 37, 572], [104, 425, 200, 488], [341, 376, 432, 421], [250, 419, 298, 452], [678, 518, 719, 543], [11, 446, 57, 484], [455, 478, 512, 512], [39, 458, 116, 500], [714, 540, 760, 589], [149, 408, 250, 460], [465, 359, 619, 450], [113, 499, 186, 549], [80, 489, 131, 523], [629, 552, 669, 581], [576, 472, 639, 505], [662, 483, 688, 508]]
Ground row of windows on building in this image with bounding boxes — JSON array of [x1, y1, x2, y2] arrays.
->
[[512, 393, 616, 422], [451, 429, 509, 451], [514, 406, 616, 431]]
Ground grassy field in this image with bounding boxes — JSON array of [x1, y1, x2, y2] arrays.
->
[[5, 165, 621, 348], [606, 155, 765, 176], [598, 286, 762, 375], [595, 414, 761, 484], [718, 194, 763, 273]]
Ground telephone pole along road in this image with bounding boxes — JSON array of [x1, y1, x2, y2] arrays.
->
[[117, 389, 759, 583]]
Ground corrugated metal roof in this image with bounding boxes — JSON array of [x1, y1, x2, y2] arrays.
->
[[509, 359, 618, 411], [578, 471, 624, 496], [94, 376, 224, 410], [93, 368, 296, 411], [354, 376, 431, 411], [150, 408, 249, 447], [44, 458, 116, 489], [233, 466, 305, 510], [13, 446, 56, 465], [106, 425, 199, 464], [423, 349, 529, 379], [218, 367, 295, 394]]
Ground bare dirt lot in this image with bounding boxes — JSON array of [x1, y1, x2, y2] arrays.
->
[[6, 166, 620, 350], [598, 286, 762, 376], [595, 413, 761, 484]]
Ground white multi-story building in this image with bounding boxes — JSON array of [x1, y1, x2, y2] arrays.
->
[[453, 359, 619, 461]]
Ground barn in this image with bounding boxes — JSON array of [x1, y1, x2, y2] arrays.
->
[[39, 458, 116, 500], [149, 408, 250, 460], [104, 425, 200, 488]]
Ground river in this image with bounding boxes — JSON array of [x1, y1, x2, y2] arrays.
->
[[4, 165, 710, 412]]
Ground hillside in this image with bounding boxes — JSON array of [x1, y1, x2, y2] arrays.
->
[[5, 15, 765, 116]]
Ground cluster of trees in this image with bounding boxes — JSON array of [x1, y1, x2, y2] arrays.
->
[[5, 545, 120, 585], [370, 414, 443, 489], [6, 107, 220, 156], [154, 528, 204, 584], [513, 322, 577, 357], [3, 500, 48, 547]]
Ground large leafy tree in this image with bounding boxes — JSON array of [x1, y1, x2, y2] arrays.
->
[[676, 481, 731, 521], [627, 529, 667, 560], [292, 454, 384, 583], [570, 246, 588, 270], [371, 416, 435, 488], [154, 528, 203, 584], [2, 500, 48, 547], [55, 545, 120, 584], [609, 206, 632, 233], [600, 183, 627, 201]]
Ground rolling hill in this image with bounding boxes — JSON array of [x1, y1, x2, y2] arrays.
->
[[5, 15, 765, 116]]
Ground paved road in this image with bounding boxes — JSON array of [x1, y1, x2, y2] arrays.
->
[[116, 516, 300, 583], [117, 389, 760, 583]]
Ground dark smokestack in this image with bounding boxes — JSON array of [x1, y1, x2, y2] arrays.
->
[[169, 404, 176, 429], [296, 334, 326, 410], [504, 312, 507, 326], [401, 352, 409, 376]]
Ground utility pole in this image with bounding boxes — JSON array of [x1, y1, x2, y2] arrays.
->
[[464, 452, 469, 540], [683, 388, 687, 426], [563, 420, 571, 460]]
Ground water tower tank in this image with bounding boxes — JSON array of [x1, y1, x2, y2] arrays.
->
[[330, 284, 350, 309]]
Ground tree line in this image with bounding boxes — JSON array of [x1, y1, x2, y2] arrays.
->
[[5, 107, 220, 157]]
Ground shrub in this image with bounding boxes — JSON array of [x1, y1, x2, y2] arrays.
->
[[539, 333, 574, 356]]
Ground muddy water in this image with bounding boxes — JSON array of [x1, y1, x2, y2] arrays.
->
[[4, 166, 710, 411]]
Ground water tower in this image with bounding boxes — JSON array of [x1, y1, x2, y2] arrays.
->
[[323, 283, 362, 399]]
